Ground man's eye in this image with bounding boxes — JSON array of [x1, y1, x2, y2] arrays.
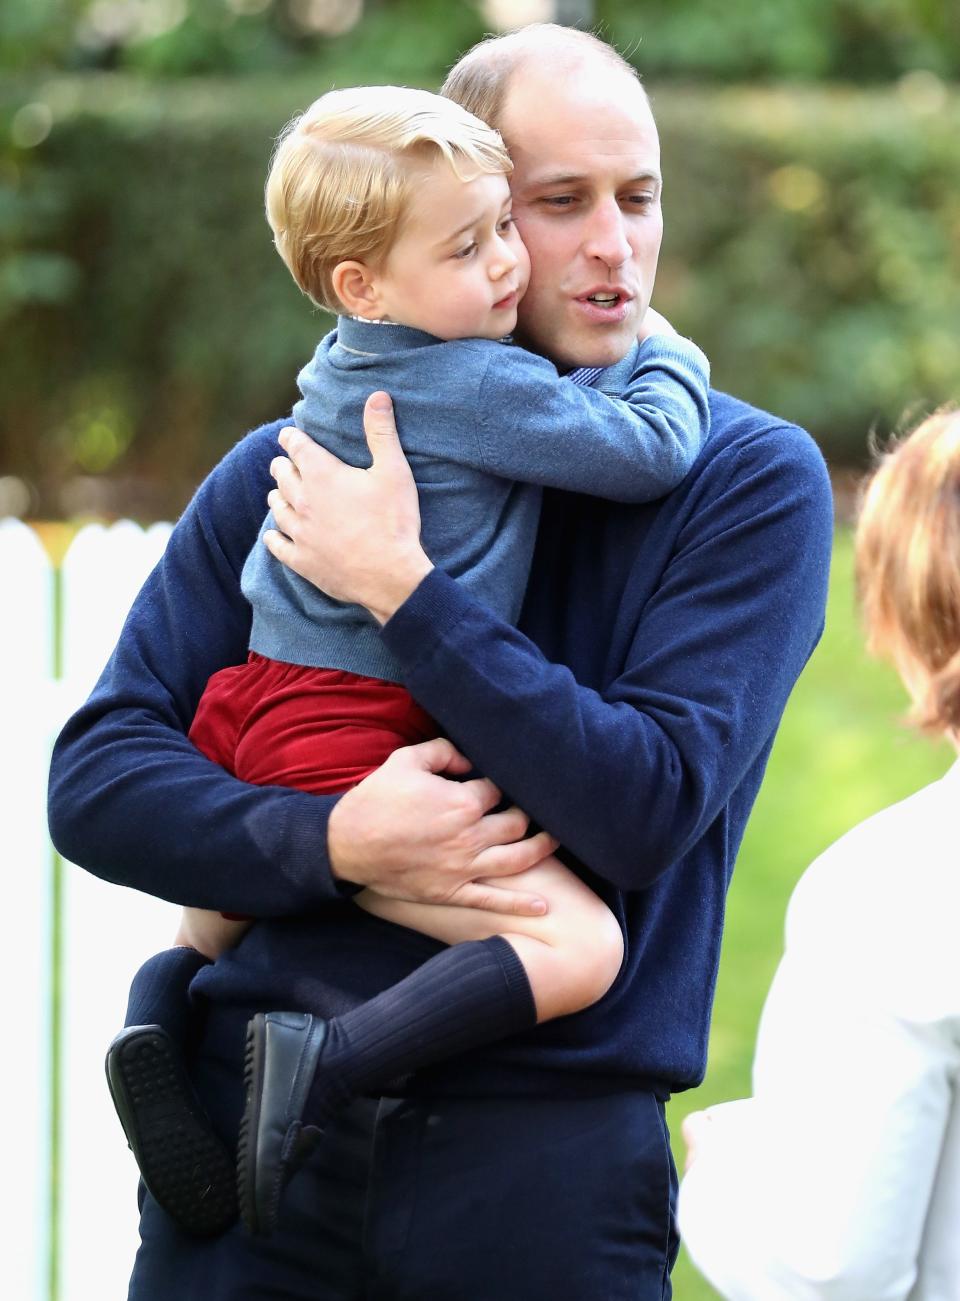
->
[[542, 195, 576, 208], [454, 242, 478, 260], [625, 193, 656, 209]]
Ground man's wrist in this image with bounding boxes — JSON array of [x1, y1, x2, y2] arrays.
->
[[367, 553, 435, 626], [327, 796, 366, 894]]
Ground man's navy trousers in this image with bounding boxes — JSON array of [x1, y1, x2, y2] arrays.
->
[[127, 1010, 680, 1300]]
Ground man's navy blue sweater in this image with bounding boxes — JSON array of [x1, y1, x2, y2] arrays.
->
[[48, 389, 832, 1096]]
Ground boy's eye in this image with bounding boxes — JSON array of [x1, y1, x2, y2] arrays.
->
[[453, 241, 478, 260], [496, 215, 515, 234]]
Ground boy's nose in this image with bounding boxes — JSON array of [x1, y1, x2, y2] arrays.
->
[[490, 240, 519, 279]]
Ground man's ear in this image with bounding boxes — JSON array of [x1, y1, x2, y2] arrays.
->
[[331, 260, 384, 319]]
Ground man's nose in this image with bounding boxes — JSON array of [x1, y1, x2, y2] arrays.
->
[[583, 199, 631, 270]]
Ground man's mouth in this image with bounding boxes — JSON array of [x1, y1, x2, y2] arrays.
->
[[574, 288, 634, 323], [579, 288, 631, 308]]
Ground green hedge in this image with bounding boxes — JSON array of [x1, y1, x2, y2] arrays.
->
[[2, 73, 958, 518]]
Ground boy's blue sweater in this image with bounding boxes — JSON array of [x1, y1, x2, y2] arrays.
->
[[243, 317, 709, 682], [48, 388, 832, 1096]]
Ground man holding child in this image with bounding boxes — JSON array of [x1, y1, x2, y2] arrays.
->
[[49, 22, 832, 1301]]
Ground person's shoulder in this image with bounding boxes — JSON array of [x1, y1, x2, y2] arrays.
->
[[670, 390, 830, 523], [186, 417, 287, 523], [203, 417, 287, 483], [787, 765, 960, 1015], [707, 390, 824, 465]]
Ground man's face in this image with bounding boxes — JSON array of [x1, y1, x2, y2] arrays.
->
[[499, 60, 663, 370]]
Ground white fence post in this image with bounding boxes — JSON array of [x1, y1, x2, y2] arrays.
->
[[0, 520, 55, 1301], [57, 521, 180, 1301]]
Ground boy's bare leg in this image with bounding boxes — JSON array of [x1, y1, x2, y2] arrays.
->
[[355, 856, 624, 1021], [174, 906, 252, 959]]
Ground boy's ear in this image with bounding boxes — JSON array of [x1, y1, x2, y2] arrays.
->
[[331, 260, 383, 318]]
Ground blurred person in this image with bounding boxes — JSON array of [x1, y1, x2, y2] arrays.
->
[[47, 23, 832, 1301], [103, 82, 711, 1239], [679, 406, 960, 1301]]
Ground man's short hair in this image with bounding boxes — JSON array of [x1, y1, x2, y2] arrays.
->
[[441, 22, 644, 134], [266, 85, 512, 311], [856, 406, 960, 735]]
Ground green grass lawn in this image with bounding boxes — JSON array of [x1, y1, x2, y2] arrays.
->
[[665, 526, 954, 1299]]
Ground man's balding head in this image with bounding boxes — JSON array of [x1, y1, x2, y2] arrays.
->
[[441, 23, 647, 139]]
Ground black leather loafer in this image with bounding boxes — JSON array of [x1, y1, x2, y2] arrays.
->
[[237, 1011, 327, 1235], [105, 1024, 238, 1236]]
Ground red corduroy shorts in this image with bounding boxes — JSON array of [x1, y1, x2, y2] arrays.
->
[[188, 652, 439, 797]]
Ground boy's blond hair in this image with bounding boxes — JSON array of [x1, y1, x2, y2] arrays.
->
[[266, 85, 512, 311], [855, 406, 960, 735]]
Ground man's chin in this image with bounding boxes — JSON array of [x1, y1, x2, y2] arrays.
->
[[518, 317, 640, 372]]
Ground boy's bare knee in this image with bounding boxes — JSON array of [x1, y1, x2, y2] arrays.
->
[[542, 903, 624, 1018], [576, 906, 625, 1008]]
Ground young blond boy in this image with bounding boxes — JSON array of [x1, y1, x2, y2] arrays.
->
[[106, 84, 710, 1238]]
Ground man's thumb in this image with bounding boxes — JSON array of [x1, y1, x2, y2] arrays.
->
[[364, 390, 401, 454]]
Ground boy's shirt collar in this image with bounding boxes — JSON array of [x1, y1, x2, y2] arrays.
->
[[335, 315, 451, 355], [335, 315, 641, 391]]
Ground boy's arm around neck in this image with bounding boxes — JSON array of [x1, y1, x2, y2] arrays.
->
[[47, 421, 345, 915], [472, 334, 710, 500]]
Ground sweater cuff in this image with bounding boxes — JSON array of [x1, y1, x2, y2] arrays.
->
[[634, 332, 710, 381], [381, 568, 470, 673]]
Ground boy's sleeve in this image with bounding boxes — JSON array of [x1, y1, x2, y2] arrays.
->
[[47, 421, 347, 916], [471, 334, 710, 501], [380, 422, 832, 889]]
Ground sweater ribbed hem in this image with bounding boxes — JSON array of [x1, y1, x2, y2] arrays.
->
[[248, 611, 405, 685]]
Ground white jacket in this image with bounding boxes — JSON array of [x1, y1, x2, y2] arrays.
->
[[678, 760, 960, 1300]]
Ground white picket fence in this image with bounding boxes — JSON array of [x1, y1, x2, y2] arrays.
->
[[3, 518, 181, 1301]]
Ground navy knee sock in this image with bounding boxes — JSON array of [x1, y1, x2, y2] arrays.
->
[[124, 946, 211, 1048], [305, 935, 536, 1124]]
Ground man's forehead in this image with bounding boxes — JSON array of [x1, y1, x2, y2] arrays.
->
[[500, 60, 657, 169]]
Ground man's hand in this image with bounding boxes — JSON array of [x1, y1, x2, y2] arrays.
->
[[263, 391, 433, 623], [328, 738, 558, 915]]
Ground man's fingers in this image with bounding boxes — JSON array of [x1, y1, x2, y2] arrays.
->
[[458, 774, 505, 816], [277, 426, 315, 465], [266, 488, 297, 535], [449, 881, 548, 916], [399, 736, 475, 778], [263, 528, 295, 567], [475, 805, 531, 847], [270, 451, 299, 483], [473, 829, 559, 877]]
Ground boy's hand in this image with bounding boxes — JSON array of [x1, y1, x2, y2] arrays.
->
[[264, 391, 433, 623], [637, 306, 677, 340], [328, 738, 557, 915]]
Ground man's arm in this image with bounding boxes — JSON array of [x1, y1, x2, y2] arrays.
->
[[265, 395, 833, 890], [47, 419, 553, 916]]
